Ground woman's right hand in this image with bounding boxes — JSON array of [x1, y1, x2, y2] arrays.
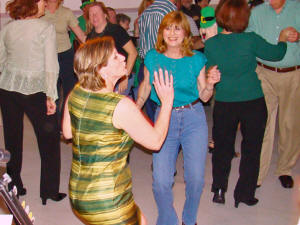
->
[[46, 97, 56, 115], [153, 68, 174, 108]]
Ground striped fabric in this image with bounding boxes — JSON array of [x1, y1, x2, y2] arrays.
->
[[138, 0, 177, 59], [68, 85, 140, 225]]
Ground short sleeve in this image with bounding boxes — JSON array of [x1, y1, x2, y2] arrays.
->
[[193, 51, 206, 74], [67, 8, 79, 28], [113, 25, 131, 48], [43, 24, 59, 100], [144, 49, 156, 71]]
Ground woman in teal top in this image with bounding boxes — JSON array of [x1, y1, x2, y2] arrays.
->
[[204, 0, 288, 208], [137, 11, 220, 225]]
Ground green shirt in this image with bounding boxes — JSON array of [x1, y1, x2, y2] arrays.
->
[[247, 0, 300, 68], [69, 15, 86, 48], [205, 32, 286, 102]]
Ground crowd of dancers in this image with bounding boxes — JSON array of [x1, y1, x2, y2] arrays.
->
[[0, 0, 299, 224]]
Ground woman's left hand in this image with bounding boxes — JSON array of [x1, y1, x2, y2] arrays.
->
[[46, 97, 56, 115], [206, 65, 221, 85]]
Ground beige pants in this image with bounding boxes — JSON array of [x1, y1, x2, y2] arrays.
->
[[256, 66, 300, 185]]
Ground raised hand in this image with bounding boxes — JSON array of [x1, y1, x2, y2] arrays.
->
[[153, 68, 174, 108]]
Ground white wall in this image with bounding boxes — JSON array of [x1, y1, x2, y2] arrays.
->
[[1, 0, 140, 13], [0, 0, 219, 29], [1, 0, 219, 13]]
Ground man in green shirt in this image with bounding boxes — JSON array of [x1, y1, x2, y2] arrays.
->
[[247, 0, 300, 189]]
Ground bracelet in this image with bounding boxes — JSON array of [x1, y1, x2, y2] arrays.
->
[[137, 97, 145, 104], [205, 87, 214, 91]]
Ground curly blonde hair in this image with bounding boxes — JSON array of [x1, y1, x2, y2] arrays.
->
[[74, 37, 115, 91], [156, 11, 194, 57]]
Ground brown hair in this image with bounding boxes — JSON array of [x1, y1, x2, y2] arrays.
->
[[156, 11, 193, 57], [216, 0, 250, 33], [116, 13, 131, 24], [138, 0, 154, 15], [45, 0, 63, 8], [74, 37, 115, 91], [6, 0, 40, 20], [84, 2, 108, 33]]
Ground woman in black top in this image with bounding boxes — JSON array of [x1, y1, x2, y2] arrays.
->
[[85, 2, 137, 95]]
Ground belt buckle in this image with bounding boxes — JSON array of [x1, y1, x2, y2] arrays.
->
[[174, 105, 185, 110]]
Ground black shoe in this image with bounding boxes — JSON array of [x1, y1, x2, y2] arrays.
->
[[212, 189, 225, 204], [279, 175, 294, 188], [8, 186, 26, 198], [41, 193, 67, 205], [18, 187, 27, 196], [234, 197, 258, 208], [15, 187, 27, 198], [182, 223, 197, 225]]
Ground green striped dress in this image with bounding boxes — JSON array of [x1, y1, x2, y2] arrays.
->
[[68, 85, 140, 225]]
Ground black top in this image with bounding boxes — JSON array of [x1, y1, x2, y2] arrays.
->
[[87, 23, 131, 59], [181, 4, 201, 28]]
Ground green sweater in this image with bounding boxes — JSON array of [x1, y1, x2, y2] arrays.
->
[[205, 32, 287, 102]]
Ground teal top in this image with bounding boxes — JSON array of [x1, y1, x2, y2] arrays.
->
[[205, 32, 287, 102], [69, 15, 86, 48], [247, 0, 300, 68], [145, 49, 206, 107]]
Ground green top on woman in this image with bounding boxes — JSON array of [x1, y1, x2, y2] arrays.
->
[[68, 84, 140, 225], [205, 32, 287, 102]]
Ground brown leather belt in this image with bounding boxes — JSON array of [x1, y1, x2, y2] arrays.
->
[[257, 61, 300, 73], [173, 99, 200, 110]]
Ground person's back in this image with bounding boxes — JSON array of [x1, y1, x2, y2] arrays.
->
[[205, 31, 286, 102], [68, 84, 137, 224], [0, 19, 58, 99]]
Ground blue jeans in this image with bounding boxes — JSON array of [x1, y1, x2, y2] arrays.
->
[[115, 73, 135, 97], [152, 102, 208, 225]]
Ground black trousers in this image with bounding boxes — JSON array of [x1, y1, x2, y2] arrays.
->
[[0, 89, 61, 198], [57, 48, 78, 127], [211, 97, 267, 200]]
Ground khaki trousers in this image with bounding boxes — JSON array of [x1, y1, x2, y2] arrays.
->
[[256, 66, 300, 185]]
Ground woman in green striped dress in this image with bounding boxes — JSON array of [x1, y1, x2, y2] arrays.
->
[[62, 37, 174, 225]]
